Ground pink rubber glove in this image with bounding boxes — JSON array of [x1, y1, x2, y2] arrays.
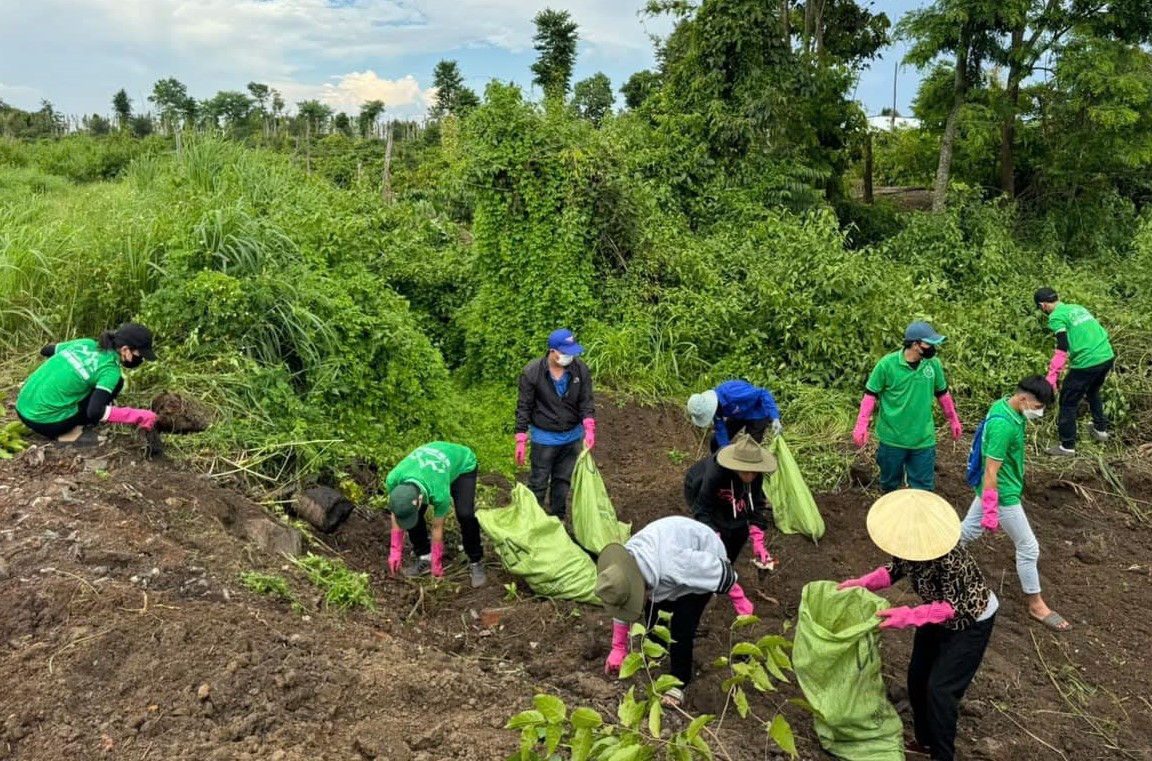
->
[[938, 392, 962, 440], [728, 583, 754, 617], [877, 601, 955, 630], [1047, 350, 1068, 389], [582, 418, 596, 450], [431, 541, 445, 577], [388, 529, 405, 575], [605, 619, 629, 675], [853, 395, 876, 448], [837, 566, 892, 592], [981, 489, 999, 532], [104, 406, 158, 430], [748, 525, 776, 571], [514, 433, 528, 467]]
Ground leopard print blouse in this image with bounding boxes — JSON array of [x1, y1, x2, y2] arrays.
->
[[886, 545, 992, 631]]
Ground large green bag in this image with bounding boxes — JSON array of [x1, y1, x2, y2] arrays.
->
[[571, 450, 631, 555], [766, 436, 826, 542], [793, 581, 903, 761], [477, 483, 601, 604]]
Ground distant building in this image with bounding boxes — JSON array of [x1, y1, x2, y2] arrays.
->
[[868, 115, 921, 131]]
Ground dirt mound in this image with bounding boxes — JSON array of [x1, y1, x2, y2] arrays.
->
[[2, 402, 1151, 760]]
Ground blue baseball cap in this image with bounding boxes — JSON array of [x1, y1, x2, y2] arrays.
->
[[904, 322, 946, 345], [548, 328, 584, 356]]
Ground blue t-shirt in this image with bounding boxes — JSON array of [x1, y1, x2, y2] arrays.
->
[[530, 371, 584, 445]]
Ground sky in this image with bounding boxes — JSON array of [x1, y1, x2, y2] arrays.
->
[[0, 0, 926, 121]]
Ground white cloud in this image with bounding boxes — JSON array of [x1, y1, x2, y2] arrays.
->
[[0, 0, 667, 115], [277, 71, 431, 116]]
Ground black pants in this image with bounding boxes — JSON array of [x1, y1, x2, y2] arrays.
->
[[718, 525, 749, 564], [1058, 359, 1113, 448], [646, 592, 713, 688], [407, 469, 483, 563], [528, 440, 581, 519], [708, 417, 769, 453], [907, 615, 995, 761], [17, 379, 123, 439]]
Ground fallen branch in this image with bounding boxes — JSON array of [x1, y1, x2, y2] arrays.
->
[[986, 701, 1067, 760]]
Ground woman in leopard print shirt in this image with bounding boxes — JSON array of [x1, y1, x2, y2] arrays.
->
[[840, 490, 998, 761]]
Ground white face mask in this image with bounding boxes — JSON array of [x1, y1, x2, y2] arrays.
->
[[554, 353, 575, 367], [1023, 407, 1045, 421]]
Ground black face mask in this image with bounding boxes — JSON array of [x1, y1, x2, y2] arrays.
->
[[919, 344, 938, 359], [121, 355, 144, 369]]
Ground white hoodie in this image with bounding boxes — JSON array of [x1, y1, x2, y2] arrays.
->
[[626, 516, 737, 603]]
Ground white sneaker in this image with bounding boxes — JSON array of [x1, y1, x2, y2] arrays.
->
[[1046, 446, 1076, 458], [1088, 425, 1110, 442]]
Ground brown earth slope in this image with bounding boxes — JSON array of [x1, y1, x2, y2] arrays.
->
[[1, 399, 1150, 760]]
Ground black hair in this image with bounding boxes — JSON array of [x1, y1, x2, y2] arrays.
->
[[97, 330, 117, 351], [1017, 375, 1055, 406]]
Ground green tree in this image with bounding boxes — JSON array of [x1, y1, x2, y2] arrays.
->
[[620, 70, 661, 110], [112, 89, 132, 131], [334, 112, 354, 137], [129, 113, 154, 137], [85, 114, 112, 136], [431, 60, 480, 118], [572, 72, 615, 125], [296, 100, 333, 136], [149, 77, 195, 132], [358, 99, 386, 138], [530, 8, 580, 102], [203, 90, 254, 131]]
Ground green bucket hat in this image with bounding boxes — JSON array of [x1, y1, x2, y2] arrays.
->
[[595, 543, 646, 623], [388, 482, 424, 530]]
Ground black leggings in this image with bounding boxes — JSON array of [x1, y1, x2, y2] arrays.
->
[[17, 380, 123, 439], [646, 592, 714, 687], [407, 469, 483, 563]]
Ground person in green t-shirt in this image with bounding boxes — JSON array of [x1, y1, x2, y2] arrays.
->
[[15, 323, 159, 447], [385, 441, 486, 587], [853, 322, 964, 492], [959, 376, 1071, 632], [1034, 288, 1115, 457]]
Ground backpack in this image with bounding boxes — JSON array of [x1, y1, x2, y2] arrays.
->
[[965, 415, 1008, 487]]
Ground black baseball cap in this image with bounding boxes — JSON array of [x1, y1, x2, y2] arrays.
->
[[1034, 288, 1059, 306], [115, 322, 157, 361]]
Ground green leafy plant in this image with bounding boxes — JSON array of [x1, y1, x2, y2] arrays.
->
[[240, 571, 294, 601], [288, 553, 375, 611], [504, 581, 522, 603], [504, 613, 806, 760]]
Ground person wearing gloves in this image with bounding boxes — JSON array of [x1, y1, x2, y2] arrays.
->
[[959, 376, 1068, 632], [15, 323, 159, 446], [597, 515, 745, 708], [514, 328, 596, 520], [385, 441, 486, 588], [1034, 288, 1115, 457], [853, 321, 963, 492], [838, 489, 998, 761], [683, 432, 778, 617], [687, 380, 782, 452]]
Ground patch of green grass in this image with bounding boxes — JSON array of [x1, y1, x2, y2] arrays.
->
[[289, 553, 375, 611]]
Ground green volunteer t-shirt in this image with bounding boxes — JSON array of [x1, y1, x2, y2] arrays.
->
[[866, 350, 948, 450], [16, 338, 123, 424], [1048, 303, 1113, 369], [978, 398, 1026, 505], [384, 442, 478, 518]]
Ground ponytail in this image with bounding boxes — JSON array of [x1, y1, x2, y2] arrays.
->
[[97, 330, 118, 351]]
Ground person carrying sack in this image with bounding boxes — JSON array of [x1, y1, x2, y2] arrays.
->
[[514, 328, 596, 520], [1033, 288, 1115, 457], [852, 321, 963, 492], [683, 432, 777, 616], [16, 323, 159, 447], [597, 516, 740, 708], [687, 379, 782, 452], [838, 490, 998, 761], [385, 441, 486, 588]]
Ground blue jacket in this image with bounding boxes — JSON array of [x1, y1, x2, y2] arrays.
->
[[713, 380, 780, 447]]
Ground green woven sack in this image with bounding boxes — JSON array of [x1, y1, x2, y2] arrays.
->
[[766, 435, 826, 542], [571, 450, 631, 555]]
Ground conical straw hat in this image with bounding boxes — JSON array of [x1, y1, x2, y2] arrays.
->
[[866, 489, 961, 561]]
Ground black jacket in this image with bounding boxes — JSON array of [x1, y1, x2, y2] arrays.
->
[[683, 455, 770, 533], [515, 356, 595, 434]]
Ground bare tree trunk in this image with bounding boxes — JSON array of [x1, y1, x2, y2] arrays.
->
[[933, 34, 971, 213], [381, 122, 394, 204], [863, 132, 874, 205], [780, 0, 790, 41], [998, 24, 1025, 198], [305, 120, 312, 174]]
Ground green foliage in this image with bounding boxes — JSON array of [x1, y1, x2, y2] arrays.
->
[[531, 8, 580, 102], [239, 571, 294, 601], [505, 617, 804, 760], [288, 553, 375, 611], [573, 73, 615, 126]]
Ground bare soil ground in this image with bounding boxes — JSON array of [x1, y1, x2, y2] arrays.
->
[[2, 398, 1150, 760]]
